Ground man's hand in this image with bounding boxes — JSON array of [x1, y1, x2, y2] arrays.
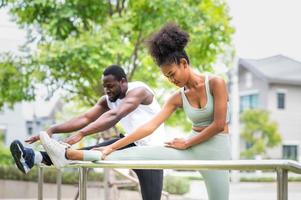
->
[[64, 132, 84, 145], [92, 146, 115, 160], [25, 135, 40, 144], [25, 130, 53, 144], [165, 138, 189, 150]]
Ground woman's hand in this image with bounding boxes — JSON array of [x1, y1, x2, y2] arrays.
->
[[92, 146, 115, 160], [165, 138, 189, 150]]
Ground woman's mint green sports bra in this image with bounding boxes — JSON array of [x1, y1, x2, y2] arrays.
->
[[180, 74, 230, 127]]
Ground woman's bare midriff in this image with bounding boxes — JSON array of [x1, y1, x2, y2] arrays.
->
[[192, 124, 229, 134]]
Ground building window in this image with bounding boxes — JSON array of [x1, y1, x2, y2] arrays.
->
[[240, 94, 258, 112], [245, 72, 253, 88], [283, 145, 298, 161], [26, 121, 33, 135], [28, 127, 33, 135], [245, 142, 253, 149], [277, 92, 285, 109]]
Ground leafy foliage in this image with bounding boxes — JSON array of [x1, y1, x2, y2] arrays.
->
[[163, 175, 190, 195], [1, 0, 234, 129], [240, 109, 282, 159], [0, 53, 34, 109], [0, 141, 14, 165], [0, 165, 103, 184]]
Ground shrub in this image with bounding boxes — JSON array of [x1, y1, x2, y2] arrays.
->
[[240, 176, 301, 182], [163, 175, 190, 195], [0, 142, 14, 165], [0, 165, 103, 184]]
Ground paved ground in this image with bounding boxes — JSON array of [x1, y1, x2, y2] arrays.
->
[[1, 180, 301, 200], [185, 181, 301, 200]]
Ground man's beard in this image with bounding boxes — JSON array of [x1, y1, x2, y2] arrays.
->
[[109, 92, 121, 102]]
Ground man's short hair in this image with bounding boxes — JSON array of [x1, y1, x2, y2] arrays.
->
[[103, 65, 127, 81]]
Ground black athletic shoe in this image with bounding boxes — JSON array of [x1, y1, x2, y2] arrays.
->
[[10, 140, 35, 174]]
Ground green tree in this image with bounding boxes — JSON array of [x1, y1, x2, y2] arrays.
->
[[240, 109, 282, 159], [0, 0, 234, 128], [0, 53, 35, 109], [0, 139, 13, 165]]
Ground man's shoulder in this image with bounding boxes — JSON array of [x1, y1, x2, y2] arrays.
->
[[128, 81, 149, 88], [98, 95, 109, 107], [127, 81, 152, 93]]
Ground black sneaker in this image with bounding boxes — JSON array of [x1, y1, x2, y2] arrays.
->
[[10, 140, 35, 174]]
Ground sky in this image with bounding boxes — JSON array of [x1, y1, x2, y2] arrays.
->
[[1, 0, 301, 61], [228, 0, 301, 61], [0, 8, 26, 53]]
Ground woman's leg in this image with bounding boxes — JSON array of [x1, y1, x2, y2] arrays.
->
[[108, 133, 231, 161], [46, 132, 230, 200], [107, 145, 195, 160], [195, 134, 230, 200], [200, 170, 229, 200], [107, 133, 231, 200], [41, 137, 125, 165], [194, 134, 230, 200]]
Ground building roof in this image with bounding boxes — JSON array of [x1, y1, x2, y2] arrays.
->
[[239, 55, 301, 85]]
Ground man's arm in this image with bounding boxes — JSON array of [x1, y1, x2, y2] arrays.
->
[[48, 96, 109, 134], [78, 87, 151, 137], [25, 96, 109, 144]]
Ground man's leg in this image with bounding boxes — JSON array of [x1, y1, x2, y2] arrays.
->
[[133, 169, 163, 200], [80, 135, 135, 150], [10, 140, 37, 174]]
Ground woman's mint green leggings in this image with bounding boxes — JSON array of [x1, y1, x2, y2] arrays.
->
[[107, 132, 231, 200]]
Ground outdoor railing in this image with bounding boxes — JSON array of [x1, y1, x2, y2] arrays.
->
[[37, 159, 301, 200]]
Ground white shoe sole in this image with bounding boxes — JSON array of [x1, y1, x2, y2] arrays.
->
[[39, 131, 68, 169]]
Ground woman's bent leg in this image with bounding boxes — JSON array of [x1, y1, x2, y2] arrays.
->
[[107, 133, 231, 200], [107, 146, 194, 160]]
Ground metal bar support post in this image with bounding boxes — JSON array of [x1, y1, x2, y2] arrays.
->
[[79, 167, 88, 200], [277, 168, 288, 200], [57, 169, 62, 200], [38, 166, 44, 200], [104, 168, 110, 200]]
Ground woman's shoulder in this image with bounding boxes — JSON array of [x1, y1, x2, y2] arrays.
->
[[166, 90, 182, 107], [207, 74, 226, 87]]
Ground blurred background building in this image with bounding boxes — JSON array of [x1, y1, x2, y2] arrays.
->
[[238, 55, 301, 161]]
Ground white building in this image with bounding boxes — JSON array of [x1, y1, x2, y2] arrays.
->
[[238, 55, 301, 161], [0, 97, 62, 146]]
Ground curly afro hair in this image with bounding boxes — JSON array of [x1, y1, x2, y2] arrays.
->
[[147, 23, 190, 67]]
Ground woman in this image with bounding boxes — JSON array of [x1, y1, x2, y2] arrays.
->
[[41, 23, 231, 200]]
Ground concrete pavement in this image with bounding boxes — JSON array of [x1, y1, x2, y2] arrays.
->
[[185, 181, 301, 200], [1, 180, 301, 200]]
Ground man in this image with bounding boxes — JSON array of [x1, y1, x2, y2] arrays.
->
[[10, 65, 165, 200]]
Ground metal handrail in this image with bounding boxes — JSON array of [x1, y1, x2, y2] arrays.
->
[[37, 159, 301, 200]]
